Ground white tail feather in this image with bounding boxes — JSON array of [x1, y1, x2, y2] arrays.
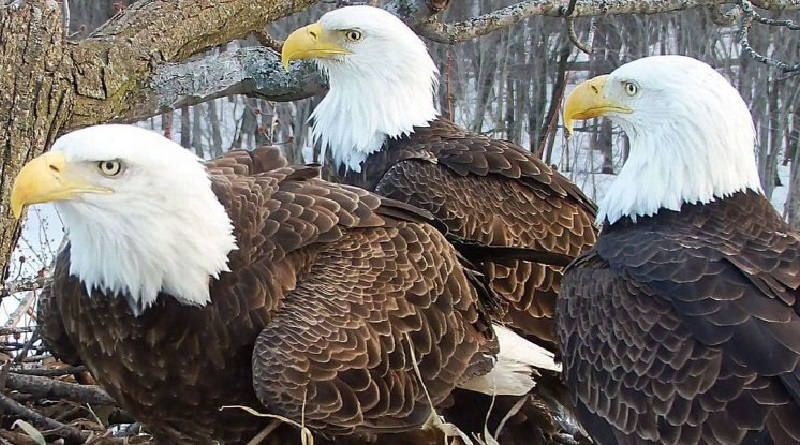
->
[[458, 324, 561, 396]]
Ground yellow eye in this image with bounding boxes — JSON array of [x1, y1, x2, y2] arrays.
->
[[98, 160, 123, 177], [624, 82, 639, 96], [345, 29, 362, 42]]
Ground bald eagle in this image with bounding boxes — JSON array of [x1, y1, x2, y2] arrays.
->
[[12, 125, 558, 445], [280, 4, 597, 355], [559, 55, 800, 445]]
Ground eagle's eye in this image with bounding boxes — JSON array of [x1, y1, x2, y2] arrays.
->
[[624, 81, 639, 97], [98, 160, 123, 177], [344, 29, 362, 42]]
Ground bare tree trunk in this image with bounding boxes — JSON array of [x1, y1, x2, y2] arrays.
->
[[537, 42, 569, 163], [180, 105, 191, 148], [785, 102, 800, 227], [192, 104, 204, 158], [162, 111, 174, 139], [208, 102, 224, 158], [256, 100, 270, 147], [0, 1, 72, 280], [766, 81, 777, 196]]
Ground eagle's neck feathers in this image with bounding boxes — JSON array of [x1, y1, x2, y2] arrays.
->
[[599, 91, 763, 225], [58, 175, 238, 316], [311, 59, 438, 173]]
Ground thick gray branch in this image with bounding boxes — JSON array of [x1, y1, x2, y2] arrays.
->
[[0, 392, 88, 444], [414, 0, 800, 44], [5, 373, 117, 405], [144, 47, 328, 117]]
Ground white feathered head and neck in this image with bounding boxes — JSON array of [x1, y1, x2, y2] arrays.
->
[[282, 5, 439, 172], [563, 55, 762, 226], [11, 124, 238, 316]]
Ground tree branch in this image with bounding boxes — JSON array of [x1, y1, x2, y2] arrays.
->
[[5, 373, 118, 406], [64, 0, 322, 130], [412, 0, 800, 44], [0, 392, 88, 444], [137, 47, 327, 119], [0, 276, 47, 299], [10, 366, 87, 377], [738, 0, 800, 75]]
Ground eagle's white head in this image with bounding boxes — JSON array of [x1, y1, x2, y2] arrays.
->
[[10, 124, 238, 316], [282, 5, 439, 172], [563, 55, 762, 225]]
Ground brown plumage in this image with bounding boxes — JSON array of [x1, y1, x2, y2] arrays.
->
[[327, 118, 598, 350], [21, 129, 518, 445], [321, 119, 598, 444], [558, 55, 800, 445], [279, 6, 598, 441], [559, 192, 800, 445]]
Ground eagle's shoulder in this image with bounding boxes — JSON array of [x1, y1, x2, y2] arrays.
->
[[559, 195, 800, 444], [392, 119, 596, 215]]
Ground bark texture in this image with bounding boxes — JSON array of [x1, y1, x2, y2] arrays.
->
[[0, 0, 71, 282], [0, 0, 318, 280]]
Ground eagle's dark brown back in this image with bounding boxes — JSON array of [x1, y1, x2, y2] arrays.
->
[[326, 118, 598, 349], [40, 146, 498, 444], [558, 190, 800, 445]]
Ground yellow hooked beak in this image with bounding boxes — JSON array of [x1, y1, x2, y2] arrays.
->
[[10, 151, 111, 219], [281, 22, 351, 71], [563, 75, 633, 137]]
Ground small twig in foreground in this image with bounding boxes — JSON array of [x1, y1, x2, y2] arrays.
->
[[254, 30, 284, 52], [5, 373, 117, 406], [0, 392, 88, 444], [10, 366, 88, 377], [567, 18, 592, 54]]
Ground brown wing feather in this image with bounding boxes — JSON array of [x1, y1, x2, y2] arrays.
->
[[327, 118, 597, 348], [46, 146, 496, 444], [248, 157, 496, 436], [559, 191, 800, 445], [36, 279, 81, 366]]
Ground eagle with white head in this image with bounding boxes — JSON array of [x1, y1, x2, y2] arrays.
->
[[559, 55, 800, 445], [281, 2, 597, 360], [12, 124, 559, 444], [281, 7, 600, 440]]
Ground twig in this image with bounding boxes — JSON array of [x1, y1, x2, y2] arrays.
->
[[0, 277, 48, 299], [564, 0, 592, 54], [750, 6, 799, 28], [708, 5, 741, 25], [253, 29, 284, 52], [737, 0, 800, 75], [0, 430, 40, 445], [0, 327, 35, 335], [537, 45, 573, 161], [5, 373, 118, 405], [413, 0, 800, 44], [0, 392, 88, 444], [10, 366, 88, 377], [13, 330, 40, 364], [246, 419, 282, 445], [567, 18, 592, 54]]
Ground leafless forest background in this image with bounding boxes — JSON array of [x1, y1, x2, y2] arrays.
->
[[7, 0, 798, 353], [5, 0, 800, 378], [0, 0, 797, 442]]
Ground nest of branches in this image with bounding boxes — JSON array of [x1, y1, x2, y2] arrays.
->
[[0, 348, 152, 445]]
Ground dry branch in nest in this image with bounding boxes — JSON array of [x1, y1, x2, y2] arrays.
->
[[0, 359, 146, 445]]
